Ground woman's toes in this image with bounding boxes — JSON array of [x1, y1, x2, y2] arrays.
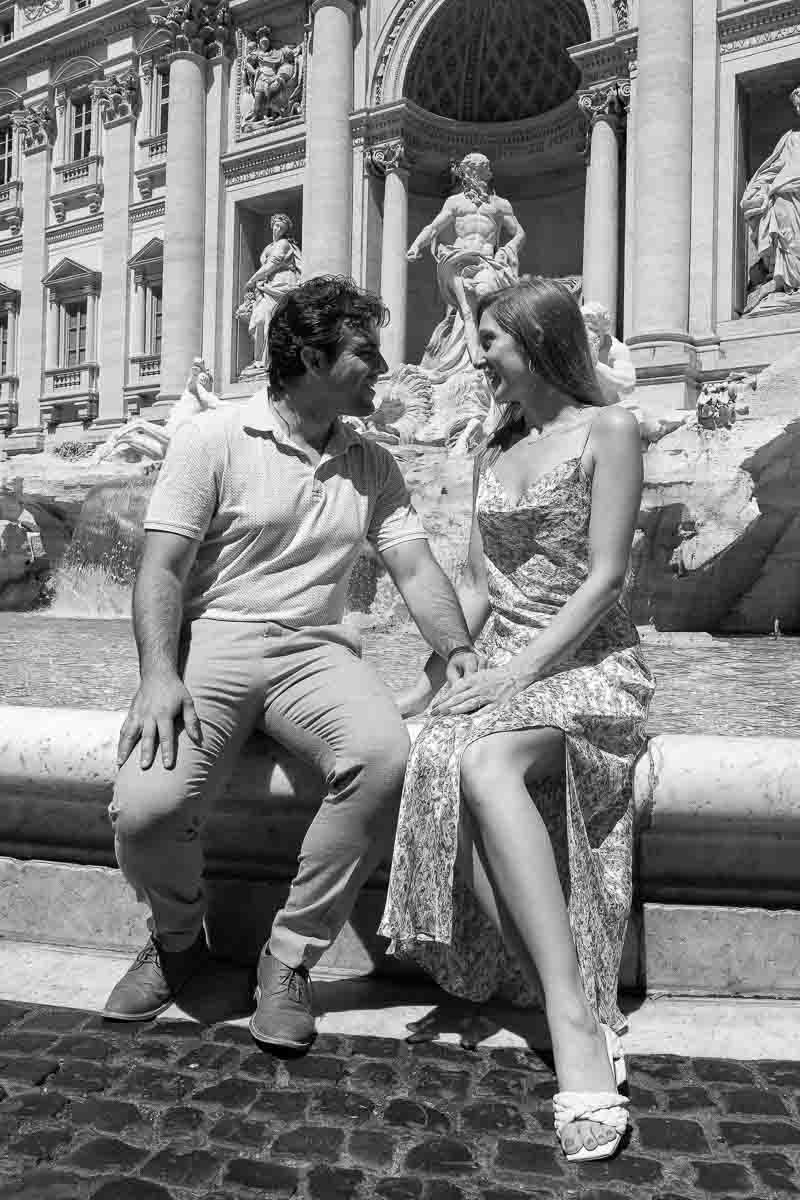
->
[[581, 1123, 598, 1151]]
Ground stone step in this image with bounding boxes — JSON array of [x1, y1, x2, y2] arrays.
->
[[2, 854, 799, 999], [2, 936, 799, 1061], [2, 707, 800, 1000]]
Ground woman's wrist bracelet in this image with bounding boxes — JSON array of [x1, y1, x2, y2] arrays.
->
[[445, 644, 475, 664]]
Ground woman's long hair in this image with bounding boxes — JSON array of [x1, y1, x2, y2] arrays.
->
[[477, 276, 605, 453]]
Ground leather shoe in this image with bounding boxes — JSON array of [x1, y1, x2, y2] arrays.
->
[[249, 948, 316, 1052], [103, 933, 208, 1021]]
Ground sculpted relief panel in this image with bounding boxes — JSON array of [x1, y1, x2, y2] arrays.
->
[[238, 26, 304, 136]]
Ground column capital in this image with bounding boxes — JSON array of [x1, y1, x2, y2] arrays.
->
[[92, 71, 141, 127], [578, 81, 628, 131], [149, 0, 236, 60], [366, 141, 413, 178], [11, 103, 55, 155], [310, 0, 360, 18]]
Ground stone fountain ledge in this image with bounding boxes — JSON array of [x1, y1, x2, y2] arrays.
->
[[0, 707, 798, 1002]]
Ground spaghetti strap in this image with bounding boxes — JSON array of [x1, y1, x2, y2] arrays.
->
[[578, 418, 595, 458]]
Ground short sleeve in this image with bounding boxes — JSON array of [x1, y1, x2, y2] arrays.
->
[[144, 417, 223, 541], [366, 444, 428, 554]]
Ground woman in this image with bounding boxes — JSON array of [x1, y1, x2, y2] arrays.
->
[[244, 213, 303, 368], [380, 277, 654, 1163]]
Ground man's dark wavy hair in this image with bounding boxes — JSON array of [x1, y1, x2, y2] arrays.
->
[[267, 275, 389, 391]]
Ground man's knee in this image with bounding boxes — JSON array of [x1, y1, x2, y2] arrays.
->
[[364, 720, 410, 796], [329, 720, 410, 808], [109, 757, 195, 845]]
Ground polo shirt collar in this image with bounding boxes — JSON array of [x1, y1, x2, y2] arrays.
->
[[242, 389, 361, 457]]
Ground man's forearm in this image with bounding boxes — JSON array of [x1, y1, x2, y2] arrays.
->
[[398, 557, 473, 661], [132, 564, 185, 679], [420, 581, 490, 694]]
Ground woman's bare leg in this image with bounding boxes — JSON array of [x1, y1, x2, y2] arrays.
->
[[459, 727, 620, 1155]]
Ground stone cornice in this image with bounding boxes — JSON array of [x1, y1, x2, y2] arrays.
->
[[352, 97, 586, 170], [45, 216, 104, 243], [569, 30, 637, 89], [718, 0, 800, 52], [0, 239, 23, 259], [129, 199, 165, 224], [221, 132, 306, 183], [0, 0, 145, 74]]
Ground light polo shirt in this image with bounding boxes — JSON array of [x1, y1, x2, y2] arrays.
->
[[144, 392, 428, 625]]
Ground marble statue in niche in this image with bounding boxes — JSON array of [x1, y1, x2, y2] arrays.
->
[[581, 302, 636, 405], [741, 87, 800, 313], [406, 152, 526, 377], [241, 26, 303, 129], [237, 213, 303, 374]]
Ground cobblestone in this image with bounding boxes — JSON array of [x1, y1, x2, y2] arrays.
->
[[0, 1000, 797, 1199]]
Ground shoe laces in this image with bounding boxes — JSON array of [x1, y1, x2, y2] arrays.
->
[[279, 963, 309, 1003], [131, 938, 161, 970]]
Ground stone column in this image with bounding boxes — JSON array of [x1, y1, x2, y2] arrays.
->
[[151, 1, 236, 412], [303, 0, 358, 278], [629, 0, 693, 340], [8, 102, 55, 451], [370, 143, 410, 370], [93, 70, 138, 428], [158, 51, 207, 409], [579, 84, 625, 325]]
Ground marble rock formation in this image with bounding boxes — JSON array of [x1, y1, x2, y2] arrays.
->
[[632, 353, 800, 633], [0, 487, 60, 610]]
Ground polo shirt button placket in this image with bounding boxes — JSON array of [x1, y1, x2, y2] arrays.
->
[[311, 472, 324, 503]]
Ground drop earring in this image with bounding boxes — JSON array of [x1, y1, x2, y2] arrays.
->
[[528, 360, 536, 374]]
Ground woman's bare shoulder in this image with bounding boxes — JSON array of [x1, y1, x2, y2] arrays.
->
[[589, 403, 640, 442]]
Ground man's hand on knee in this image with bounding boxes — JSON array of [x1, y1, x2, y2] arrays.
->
[[117, 672, 203, 771]]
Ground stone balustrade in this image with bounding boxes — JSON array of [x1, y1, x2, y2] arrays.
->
[[0, 707, 798, 997]]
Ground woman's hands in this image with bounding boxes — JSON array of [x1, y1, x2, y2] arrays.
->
[[429, 665, 531, 717]]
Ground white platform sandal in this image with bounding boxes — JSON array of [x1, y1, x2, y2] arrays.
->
[[553, 1025, 630, 1163]]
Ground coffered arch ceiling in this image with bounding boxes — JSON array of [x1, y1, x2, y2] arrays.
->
[[402, 0, 591, 123]]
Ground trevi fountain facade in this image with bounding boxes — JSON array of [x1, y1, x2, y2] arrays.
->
[[2, 0, 800, 637]]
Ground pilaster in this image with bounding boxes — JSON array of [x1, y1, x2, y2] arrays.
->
[[6, 103, 54, 453], [93, 68, 139, 429], [202, 53, 230, 389]]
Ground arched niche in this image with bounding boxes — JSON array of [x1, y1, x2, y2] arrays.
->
[[52, 56, 104, 86], [136, 26, 173, 58], [372, 0, 621, 108], [0, 89, 21, 113]]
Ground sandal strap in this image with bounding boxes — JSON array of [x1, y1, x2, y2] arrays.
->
[[553, 1091, 629, 1137]]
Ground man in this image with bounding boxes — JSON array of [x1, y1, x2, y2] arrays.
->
[[581, 301, 636, 406], [104, 277, 478, 1054], [407, 151, 525, 373]]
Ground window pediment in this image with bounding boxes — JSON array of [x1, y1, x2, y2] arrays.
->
[[42, 256, 100, 296], [128, 237, 163, 270], [0, 281, 20, 310]]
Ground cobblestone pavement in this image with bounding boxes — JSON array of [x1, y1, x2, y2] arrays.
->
[[0, 999, 799, 1200]]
